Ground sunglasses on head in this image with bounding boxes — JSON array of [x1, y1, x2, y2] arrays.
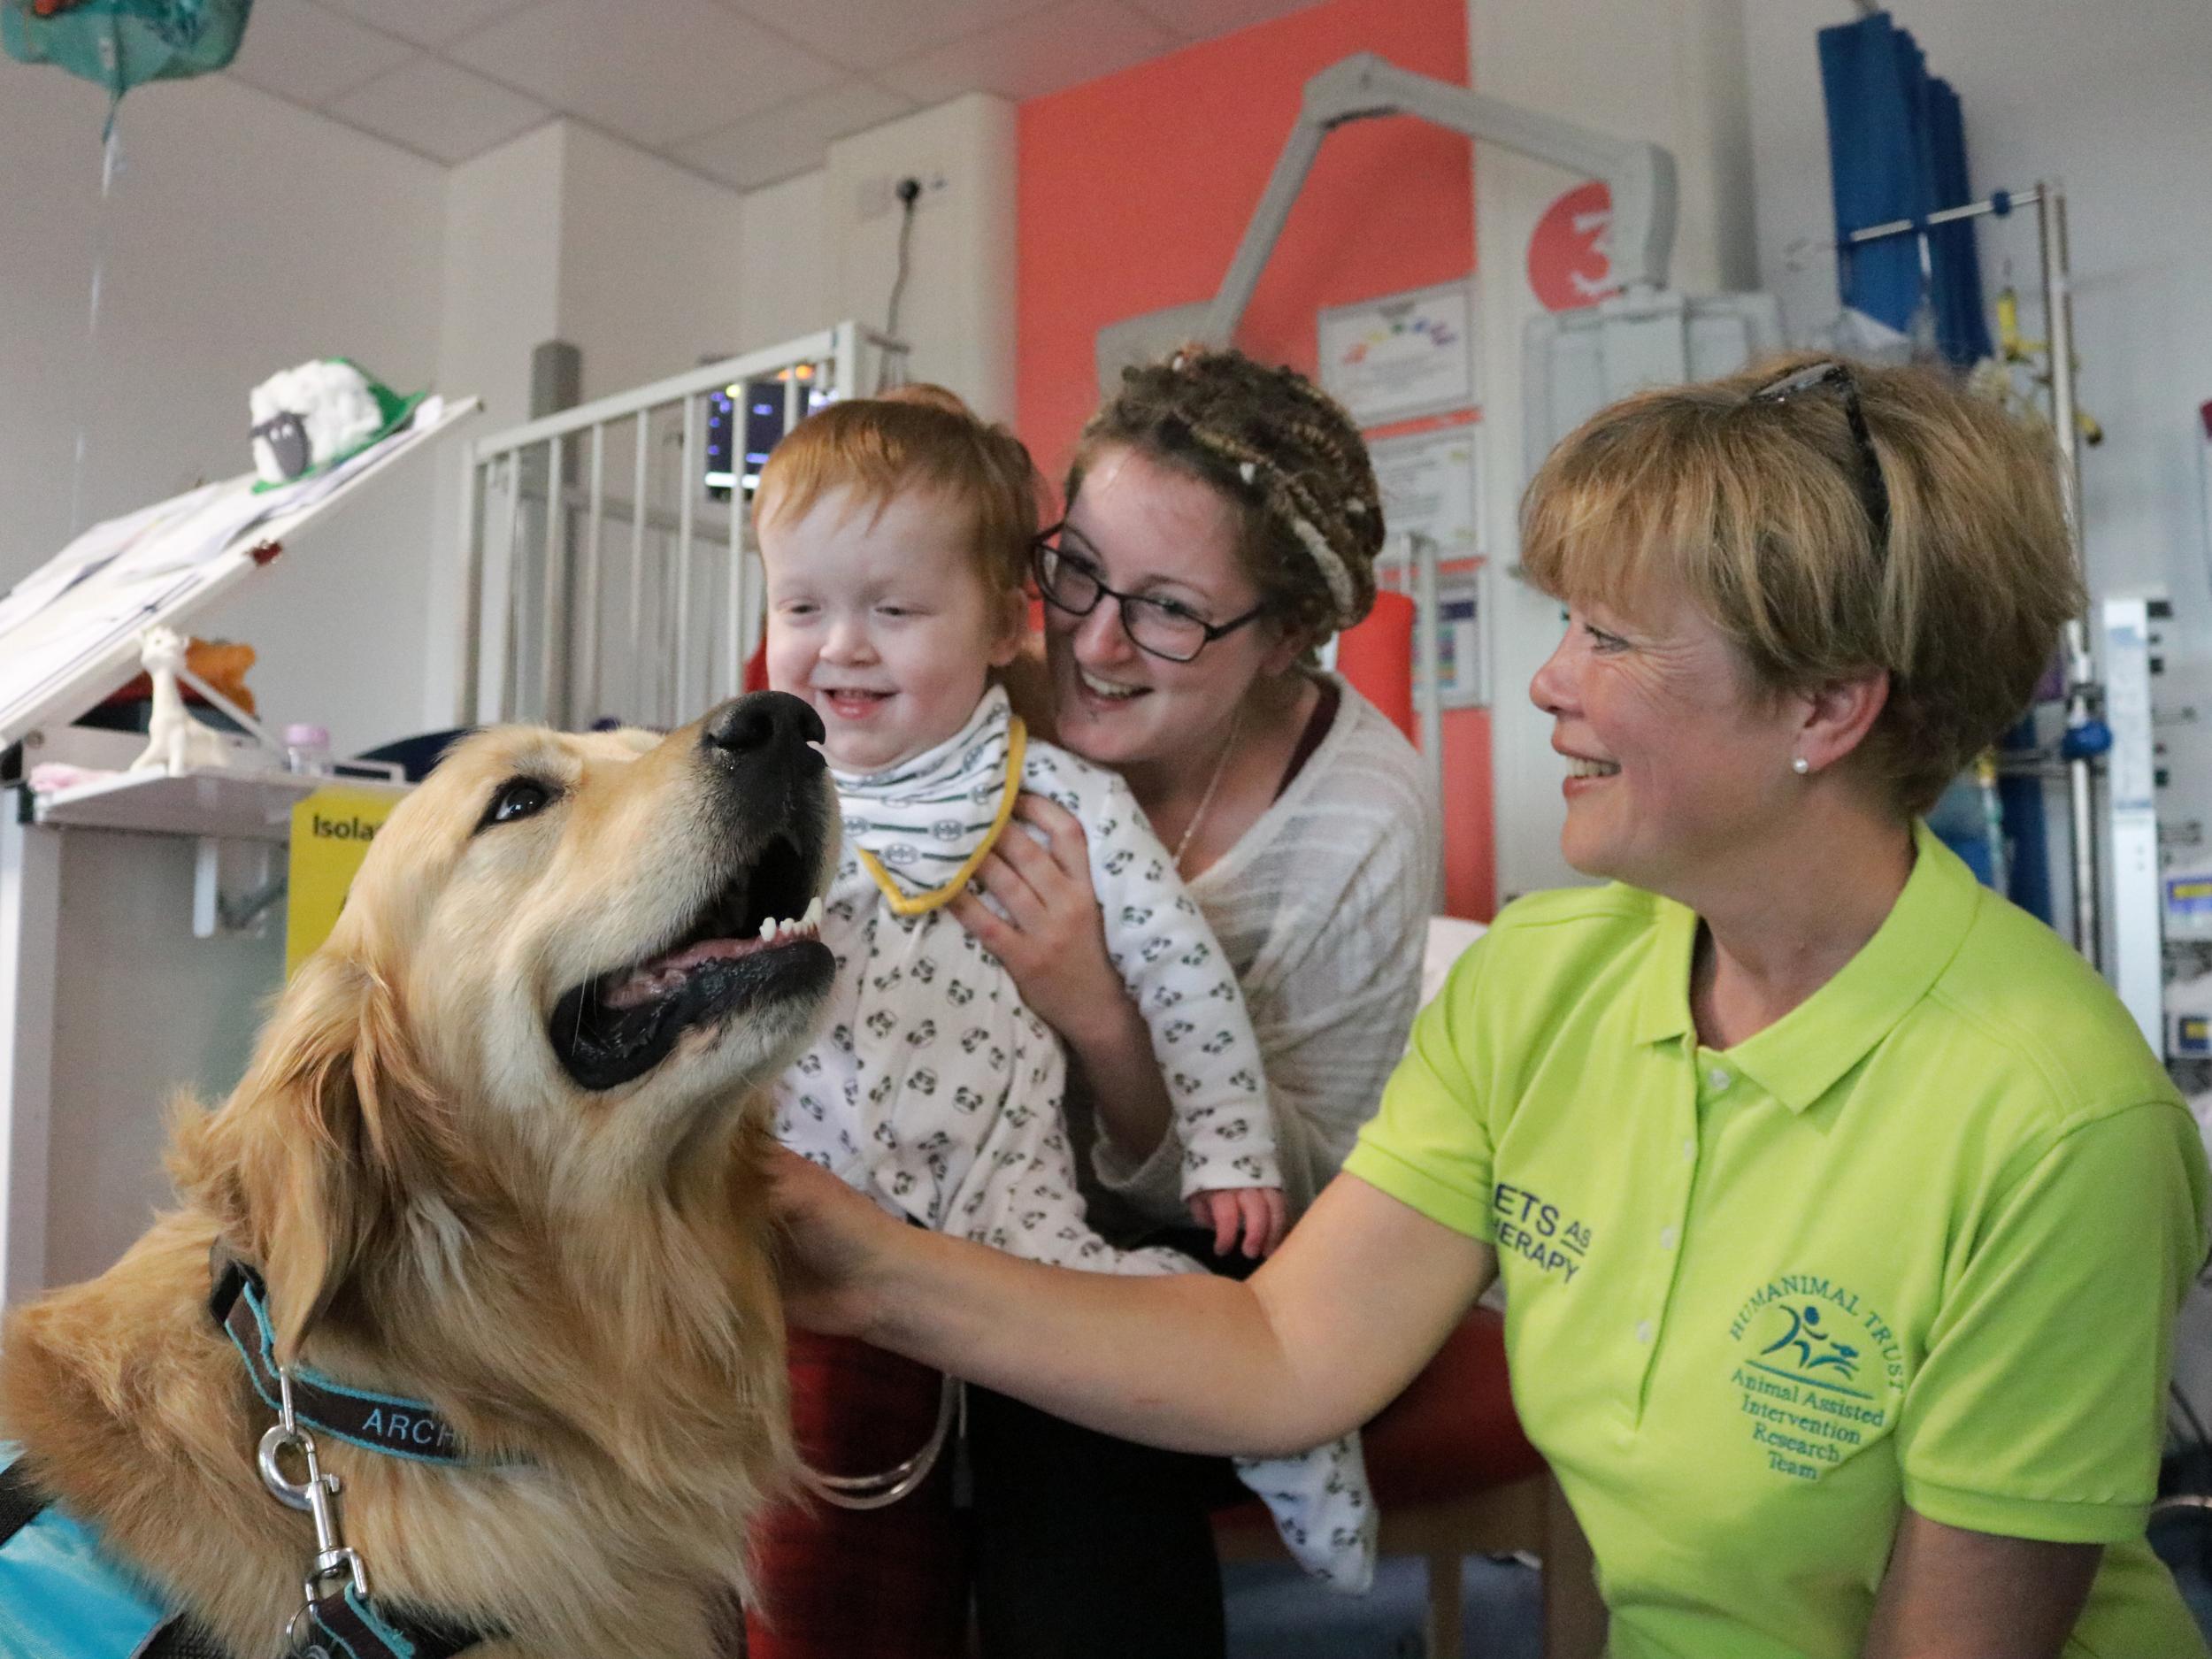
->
[[1747, 360, 1892, 556]]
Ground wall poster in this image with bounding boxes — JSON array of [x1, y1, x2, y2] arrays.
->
[[1317, 279, 1476, 427]]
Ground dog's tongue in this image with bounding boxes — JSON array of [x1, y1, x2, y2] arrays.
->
[[603, 935, 766, 1010]]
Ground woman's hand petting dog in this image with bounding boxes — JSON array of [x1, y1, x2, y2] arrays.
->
[[768, 1144, 905, 1340]]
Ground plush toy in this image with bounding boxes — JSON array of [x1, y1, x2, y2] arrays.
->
[[249, 358, 424, 488]]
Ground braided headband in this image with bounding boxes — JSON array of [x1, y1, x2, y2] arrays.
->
[[1164, 365, 1365, 626]]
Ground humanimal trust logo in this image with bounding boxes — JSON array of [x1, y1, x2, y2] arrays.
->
[[1727, 1274, 1904, 1482]]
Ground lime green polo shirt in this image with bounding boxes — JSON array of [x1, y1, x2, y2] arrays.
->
[[1345, 823, 2210, 1659]]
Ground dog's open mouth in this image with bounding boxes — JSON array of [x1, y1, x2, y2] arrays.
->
[[548, 830, 834, 1091]]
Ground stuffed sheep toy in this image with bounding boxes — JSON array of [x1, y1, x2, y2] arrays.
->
[[250, 359, 423, 488]]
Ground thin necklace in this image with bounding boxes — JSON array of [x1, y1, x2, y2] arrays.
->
[[1173, 702, 1245, 874]]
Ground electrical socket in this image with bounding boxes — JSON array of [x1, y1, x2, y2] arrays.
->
[[856, 169, 949, 222]]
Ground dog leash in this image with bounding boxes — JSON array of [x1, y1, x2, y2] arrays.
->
[[795, 1372, 961, 1510], [207, 1246, 500, 1659], [253, 1362, 486, 1659]]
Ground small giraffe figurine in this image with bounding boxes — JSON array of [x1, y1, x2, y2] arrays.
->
[[130, 626, 234, 775]]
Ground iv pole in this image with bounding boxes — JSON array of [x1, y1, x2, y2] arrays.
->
[[1835, 184, 2104, 966]]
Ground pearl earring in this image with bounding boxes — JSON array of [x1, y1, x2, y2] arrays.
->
[[1792, 756, 1812, 776]]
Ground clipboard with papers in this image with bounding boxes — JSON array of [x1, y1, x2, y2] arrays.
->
[[0, 394, 479, 758]]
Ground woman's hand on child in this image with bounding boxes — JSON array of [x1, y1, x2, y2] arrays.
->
[[949, 793, 1125, 1047], [1189, 1187, 1289, 1260]]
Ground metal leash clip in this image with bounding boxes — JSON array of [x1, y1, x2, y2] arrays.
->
[[257, 1362, 373, 1627]]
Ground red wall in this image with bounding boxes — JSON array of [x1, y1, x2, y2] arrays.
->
[[1016, 0, 1495, 917]]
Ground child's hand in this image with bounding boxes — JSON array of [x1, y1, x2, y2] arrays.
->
[[1188, 1187, 1289, 1260]]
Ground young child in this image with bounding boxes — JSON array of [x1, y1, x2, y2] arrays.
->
[[745, 389, 1373, 1653]]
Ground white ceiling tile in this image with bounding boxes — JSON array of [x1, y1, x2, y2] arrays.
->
[[447, 0, 846, 150], [878, 0, 1176, 104], [325, 58, 551, 165], [226, 0, 419, 107], [719, 0, 1059, 75], [1123, 0, 1324, 42], [673, 80, 915, 190], [316, 0, 547, 50]]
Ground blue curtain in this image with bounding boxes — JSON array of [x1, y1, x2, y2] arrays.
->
[[1817, 12, 1992, 366]]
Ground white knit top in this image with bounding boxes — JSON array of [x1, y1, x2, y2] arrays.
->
[[1090, 675, 1445, 1218]]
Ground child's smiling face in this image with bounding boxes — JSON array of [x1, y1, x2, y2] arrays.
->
[[761, 482, 1025, 774]]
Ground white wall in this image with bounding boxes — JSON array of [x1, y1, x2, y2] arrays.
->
[[557, 125, 749, 403], [439, 125, 566, 448], [43, 832, 282, 1286], [1471, 0, 1761, 901], [824, 94, 1019, 420], [0, 69, 448, 760], [724, 98, 1019, 419], [417, 125, 565, 731], [737, 170, 833, 356]]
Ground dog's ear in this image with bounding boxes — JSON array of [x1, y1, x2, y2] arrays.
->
[[178, 941, 452, 1359]]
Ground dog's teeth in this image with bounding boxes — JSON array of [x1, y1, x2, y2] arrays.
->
[[803, 896, 824, 927], [758, 918, 776, 941]]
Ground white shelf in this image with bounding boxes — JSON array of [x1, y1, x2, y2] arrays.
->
[[27, 769, 400, 843], [0, 396, 479, 756]]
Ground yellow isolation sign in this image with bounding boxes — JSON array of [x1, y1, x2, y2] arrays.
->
[[285, 786, 403, 977]]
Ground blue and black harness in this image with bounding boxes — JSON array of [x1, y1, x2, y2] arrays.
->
[[0, 1249, 498, 1659]]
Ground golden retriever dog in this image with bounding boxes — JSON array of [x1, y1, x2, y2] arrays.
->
[[2, 691, 841, 1657]]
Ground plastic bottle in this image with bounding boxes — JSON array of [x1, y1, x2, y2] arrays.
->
[[284, 722, 335, 778]]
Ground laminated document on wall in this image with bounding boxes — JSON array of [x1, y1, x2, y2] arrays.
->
[[1318, 280, 1477, 428], [0, 396, 478, 755]]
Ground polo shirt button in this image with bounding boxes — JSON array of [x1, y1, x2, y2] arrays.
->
[[1681, 1138, 1695, 1162], [1660, 1225, 1677, 1249], [1708, 1067, 1732, 1090], [1635, 1319, 1654, 1344]]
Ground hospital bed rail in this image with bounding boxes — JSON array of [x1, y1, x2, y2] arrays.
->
[[456, 323, 908, 732]]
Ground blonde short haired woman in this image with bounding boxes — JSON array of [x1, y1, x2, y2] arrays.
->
[[772, 356, 2211, 1659]]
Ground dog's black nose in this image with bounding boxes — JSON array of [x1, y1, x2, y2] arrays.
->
[[702, 692, 825, 772]]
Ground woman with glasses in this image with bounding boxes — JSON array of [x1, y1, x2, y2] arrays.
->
[[941, 347, 1443, 1656], [958, 348, 1441, 1222], [780, 353, 2212, 1658]]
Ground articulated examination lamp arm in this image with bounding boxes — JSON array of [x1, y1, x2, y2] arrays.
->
[[1198, 52, 1678, 347]]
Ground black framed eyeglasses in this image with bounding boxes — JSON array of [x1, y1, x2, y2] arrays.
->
[[1747, 360, 1892, 554], [1030, 526, 1267, 664]]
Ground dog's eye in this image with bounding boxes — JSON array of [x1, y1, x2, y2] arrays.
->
[[479, 778, 553, 831]]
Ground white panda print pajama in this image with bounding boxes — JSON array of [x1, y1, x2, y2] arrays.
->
[[774, 686, 1377, 1590]]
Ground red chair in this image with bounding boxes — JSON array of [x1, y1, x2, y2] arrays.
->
[[1213, 1303, 1606, 1656]]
